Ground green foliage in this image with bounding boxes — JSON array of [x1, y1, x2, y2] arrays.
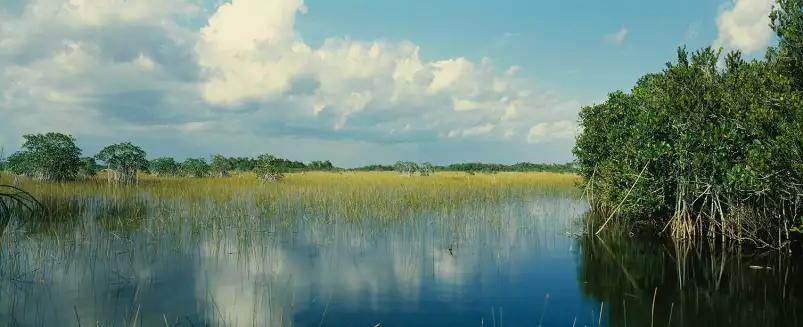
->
[[95, 142, 148, 184], [6, 151, 34, 175], [254, 154, 288, 182], [210, 154, 234, 177], [393, 161, 419, 176], [419, 162, 435, 176], [307, 160, 334, 171], [351, 161, 577, 173], [181, 158, 210, 178], [149, 157, 180, 176], [14, 133, 82, 181], [573, 6, 803, 242], [792, 216, 803, 233], [441, 162, 576, 173], [770, 0, 803, 90], [78, 157, 99, 177], [352, 164, 395, 171], [228, 156, 256, 174]]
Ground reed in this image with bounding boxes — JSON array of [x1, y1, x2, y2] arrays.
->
[[0, 171, 580, 235]]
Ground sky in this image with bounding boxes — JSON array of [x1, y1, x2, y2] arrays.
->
[[0, 0, 780, 167]]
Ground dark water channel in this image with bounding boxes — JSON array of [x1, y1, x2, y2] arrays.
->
[[0, 195, 801, 326]]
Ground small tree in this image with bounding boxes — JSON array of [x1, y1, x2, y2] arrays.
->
[[210, 154, 234, 177], [230, 157, 255, 177], [149, 157, 179, 176], [5, 151, 34, 176], [19, 133, 82, 181], [394, 161, 418, 176], [181, 158, 210, 178], [78, 157, 98, 178], [95, 142, 148, 184], [308, 160, 334, 171], [419, 162, 435, 176], [254, 154, 287, 183]]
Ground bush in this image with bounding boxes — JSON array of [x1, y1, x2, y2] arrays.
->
[[573, 1, 803, 245]]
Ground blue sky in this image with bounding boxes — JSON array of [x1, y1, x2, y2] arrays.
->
[[298, 0, 724, 103], [0, 0, 779, 167]]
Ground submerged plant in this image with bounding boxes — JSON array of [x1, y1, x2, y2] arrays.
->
[[0, 184, 44, 238]]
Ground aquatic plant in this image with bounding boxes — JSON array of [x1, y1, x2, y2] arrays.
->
[[0, 184, 43, 237], [0, 171, 579, 227]]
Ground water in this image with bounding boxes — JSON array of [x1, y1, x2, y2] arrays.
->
[[1, 194, 802, 327]]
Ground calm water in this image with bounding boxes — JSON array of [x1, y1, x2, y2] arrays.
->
[[1, 194, 801, 327]]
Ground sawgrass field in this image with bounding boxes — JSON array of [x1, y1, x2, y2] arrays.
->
[[0, 171, 581, 236]]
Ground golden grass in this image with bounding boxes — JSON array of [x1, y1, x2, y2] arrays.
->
[[1, 171, 579, 195], [1, 171, 581, 225]]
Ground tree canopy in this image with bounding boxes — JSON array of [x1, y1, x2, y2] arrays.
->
[[95, 142, 148, 184], [573, 0, 803, 243], [149, 157, 180, 176], [181, 158, 210, 178], [9, 133, 83, 181]]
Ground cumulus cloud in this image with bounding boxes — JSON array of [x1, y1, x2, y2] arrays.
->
[[527, 120, 581, 144], [604, 27, 628, 46], [713, 0, 775, 53], [0, 0, 581, 165]]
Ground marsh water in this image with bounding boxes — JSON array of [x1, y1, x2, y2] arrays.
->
[[1, 193, 802, 327]]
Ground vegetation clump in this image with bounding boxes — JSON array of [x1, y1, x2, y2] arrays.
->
[[573, 0, 803, 246], [95, 142, 148, 184], [6, 133, 82, 182]]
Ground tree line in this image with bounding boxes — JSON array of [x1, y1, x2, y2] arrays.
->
[[572, 0, 803, 245], [353, 161, 577, 175], [0, 132, 576, 183]]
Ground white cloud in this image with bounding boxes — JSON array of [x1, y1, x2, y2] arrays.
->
[[604, 27, 628, 46], [0, 0, 581, 165], [526, 120, 580, 144], [713, 0, 775, 53], [447, 124, 494, 138]]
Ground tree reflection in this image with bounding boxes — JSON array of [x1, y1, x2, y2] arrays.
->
[[577, 224, 803, 327]]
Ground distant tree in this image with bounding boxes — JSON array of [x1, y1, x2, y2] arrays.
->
[[5, 151, 34, 175], [95, 142, 148, 184], [17, 133, 82, 181], [225, 157, 254, 176], [308, 160, 334, 171], [78, 157, 98, 177], [393, 161, 419, 176], [352, 164, 394, 171], [254, 154, 287, 182], [149, 157, 180, 176], [180, 158, 210, 178], [210, 154, 234, 177], [419, 162, 435, 176]]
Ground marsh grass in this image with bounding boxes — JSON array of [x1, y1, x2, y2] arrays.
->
[[0, 171, 580, 230], [0, 171, 587, 326], [0, 171, 586, 327]]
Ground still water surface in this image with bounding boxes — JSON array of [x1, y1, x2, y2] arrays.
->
[[0, 195, 801, 326]]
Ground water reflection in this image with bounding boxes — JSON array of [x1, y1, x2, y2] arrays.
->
[[1, 195, 801, 327], [197, 196, 590, 327], [577, 230, 803, 327]]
